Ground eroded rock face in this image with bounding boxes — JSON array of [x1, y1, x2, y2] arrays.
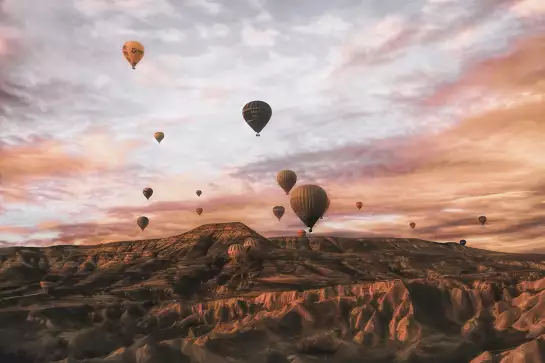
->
[[0, 223, 545, 362]]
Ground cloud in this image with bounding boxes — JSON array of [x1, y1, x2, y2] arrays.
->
[[293, 14, 352, 37], [196, 23, 230, 39], [185, 0, 223, 15], [241, 23, 280, 47]]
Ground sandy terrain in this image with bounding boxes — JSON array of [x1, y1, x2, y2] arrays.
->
[[1, 222, 545, 362]]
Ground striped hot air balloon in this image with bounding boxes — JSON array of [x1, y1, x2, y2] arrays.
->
[[243, 238, 258, 250], [290, 184, 329, 232]]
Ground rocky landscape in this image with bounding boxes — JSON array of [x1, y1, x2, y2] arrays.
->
[[1, 222, 545, 362]]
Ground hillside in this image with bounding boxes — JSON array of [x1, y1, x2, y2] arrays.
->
[[0, 222, 544, 362]]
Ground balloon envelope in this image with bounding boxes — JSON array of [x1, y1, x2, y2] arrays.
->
[[478, 216, 487, 225], [196, 190, 202, 197], [196, 208, 203, 216], [137, 216, 149, 231], [290, 184, 328, 232], [154, 132, 164, 143], [276, 170, 297, 195], [272, 206, 285, 220], [122, 41, 145, 69], [409, 222, 416, 229], [242, 101, 272, 136], [143, 187, 153, 200], [356, 201, 363, 210]]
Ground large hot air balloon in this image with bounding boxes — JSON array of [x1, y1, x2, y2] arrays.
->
[[276, 170, 297, 195], [409, 222, 416, 229], [143, 187, 153, 200], [243, 238, 258, 250], [290, 184, 329, 233], [460, 239, 467, 246], [356, 202, 363, 210], [122, 41, 145, 69], [196, 190, 202, 197], [196, 208, 203, 216], [297, 230, 306, 237], [154, 132, 164, 143], [272, 206, 285, 221], [242, 100, 272, 136], [478, 216, 487, 226], [228, 244, 245, 260], [137, 216, 149, 231]]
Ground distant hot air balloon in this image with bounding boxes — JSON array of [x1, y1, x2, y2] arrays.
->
[[356, 202, 363, 210], [478, 216, 487, 226], [196, 190, 202, 197], [272, 206, 285, 221], [122, 41, 145, 69], [228, 244, 245, 260], [143, 187, 153, 200], [137, 216, 149, 231], [242, 100, 272, 136], [243, 238, 258, 250], [196, 208, 203, 216], [409, 222, 416, 229], [290, 184, 329, 233], [276, 170, 297, 195], [154, 132, 164, 143], [460, 239, 467, 246], [297, 230, 306, 237]]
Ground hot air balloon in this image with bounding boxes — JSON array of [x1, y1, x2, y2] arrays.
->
[[40, 281, 52, 294], [356, 201, 363, 210], [459, 239, 467, 246], [154, 132, 164, 143], [297, 230, 306, 237], [276, 170, 297, 195], [242, 100, 272, 136], [243, 238, 258, 250], [196, 208, 203, 216], [122, 41, 145, 69], [196, 190, 202, 197], [409, 222, 416, 229], [228, 244, 245, 260], [143, 187, 153, 200], [290, 184, 328, 233], [273, 206, 285, 221], [478, 216, 487, 226], [137, 216, 149, 231]]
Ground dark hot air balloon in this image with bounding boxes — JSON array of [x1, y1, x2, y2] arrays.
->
[[297, 230, 306, 237], [409, 222, 416, 229], [242, 100, 272, 136], [290, 184, 328, 233], [122, 41, 144, 69], [196, 190, 202, 197], [356, 201, 363, 210], [143, 187, 153, 200], [196, 208, 203, 216], [272, 206, 285, 220], [276, 170, 297, 195], [460, 239, 467, 246], [154, 132, 164, 143], [137, 216, 149, 231], [478, 216, 487, 225]]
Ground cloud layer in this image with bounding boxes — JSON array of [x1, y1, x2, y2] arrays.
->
[[0, 0, 543, 252]]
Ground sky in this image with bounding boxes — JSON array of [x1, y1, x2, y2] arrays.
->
[[0, 0, 544, 253]]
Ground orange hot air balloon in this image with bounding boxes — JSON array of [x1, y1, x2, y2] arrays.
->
[[228, 244, 245, 260], [154, 132, 164, 143], [137, 216, 149, 231], [356, 201, 363, 210], [196, 208, 203, 216], [243, 238, 258, 250], [143, 187, 153, 200], [409, 222, 416, 229], [297, 229, 306, 237], [276, 170, 297, 195], [196, 190, 202, 197], [478, 216, 487, 225], [122, 41, 145, 69], [290, 184, 328, 233], [272, 206, 285, 221]]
